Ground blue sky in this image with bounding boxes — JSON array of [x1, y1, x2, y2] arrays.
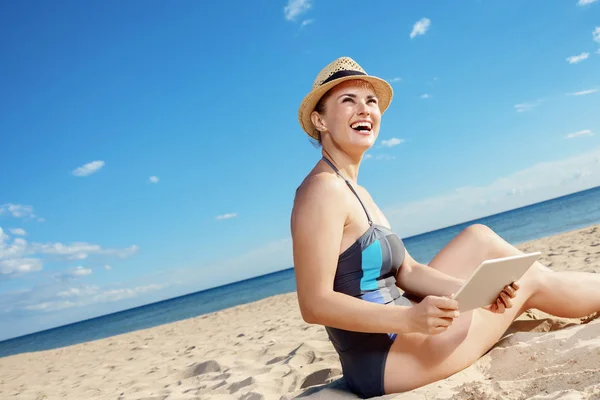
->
[[1, 0, 599, 341]]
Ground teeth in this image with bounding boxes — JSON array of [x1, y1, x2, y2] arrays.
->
[[351, 122, 372, 130]]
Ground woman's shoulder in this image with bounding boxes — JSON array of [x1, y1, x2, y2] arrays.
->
[[294, 169, 347, 205], [291, 168, 350, 222]]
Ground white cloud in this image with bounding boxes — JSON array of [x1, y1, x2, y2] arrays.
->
[[410, 18, 431, 39], [0, 227, 138, 280], [384, 148, 600, 238], [566, 52, 589, 64], [0, 258, 43, 277], [389, 77, 402, 83], [9, 228, 26, 236], [420, 94, 430, 99], [72, 160, 105, 177], [566, 129, 594, 139], [148, 176, 159, 184], [216, 213, 237, 220], [25, 301, 76, 311], [284, 0, 311, 21], [16, 282, 165, 314], [594, 27, 600, 43], [91, 284, 165, 303], [0, 203, 37, 219], [104, 264, 112, 271], [364, 154, 373, 160], [301, 19, 314, 28], [30, 242, 139, 260], [578, 0, 598, 6], [69, 266, 92, 277], [514, 100, 542, 113], [381, 138, 405, 147], [57, 285, 100, 298], [375, 154, 396, 161], [567, 89, 597, 96]]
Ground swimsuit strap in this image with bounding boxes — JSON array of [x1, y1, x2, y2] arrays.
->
[[321, 157, 373, 225]]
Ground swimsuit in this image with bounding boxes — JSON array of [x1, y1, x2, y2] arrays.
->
[[320, 157, 412, 398]]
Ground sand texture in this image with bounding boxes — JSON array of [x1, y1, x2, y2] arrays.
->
[[1, 224, 600, 400]]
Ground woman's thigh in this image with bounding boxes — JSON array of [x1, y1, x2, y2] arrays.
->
[[383, 224, 536, 393], [427, 224, 522, 279]]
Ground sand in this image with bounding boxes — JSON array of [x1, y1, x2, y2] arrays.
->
[[1, 224, 600, 400]]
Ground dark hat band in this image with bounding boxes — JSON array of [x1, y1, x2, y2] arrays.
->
[[320, 70, 367, 86]]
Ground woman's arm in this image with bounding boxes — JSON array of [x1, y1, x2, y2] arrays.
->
[[291, 175, 414, 335], [396, 250, 464, 298]]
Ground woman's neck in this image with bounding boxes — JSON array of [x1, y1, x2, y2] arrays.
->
[[321, 147, 362, 183]]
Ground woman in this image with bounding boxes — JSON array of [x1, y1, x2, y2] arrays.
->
[[290, 56, 600, 398]]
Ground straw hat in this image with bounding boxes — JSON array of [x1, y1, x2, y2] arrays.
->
[[298, 57, 393, 139]]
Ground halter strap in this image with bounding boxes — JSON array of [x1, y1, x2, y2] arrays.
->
[[321, 157, 373, 225]]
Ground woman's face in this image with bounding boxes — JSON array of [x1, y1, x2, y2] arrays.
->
[[312, 80, 381, 151]]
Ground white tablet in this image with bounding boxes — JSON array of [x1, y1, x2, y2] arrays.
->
[[451, 252, 541, 312]]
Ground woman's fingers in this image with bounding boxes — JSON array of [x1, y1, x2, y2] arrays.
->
[[495, 298, 506, 314], [500, 291, 512, 308], [504, 284, 516, 298]]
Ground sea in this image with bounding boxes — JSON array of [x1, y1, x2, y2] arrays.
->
[[1, 186, 600, 359]]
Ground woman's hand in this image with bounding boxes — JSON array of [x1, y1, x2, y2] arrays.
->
[[483, 281, 520, 314], [406, 295, 460, 335]]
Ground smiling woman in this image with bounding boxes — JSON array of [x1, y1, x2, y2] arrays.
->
[[290, 57, 600, 398]]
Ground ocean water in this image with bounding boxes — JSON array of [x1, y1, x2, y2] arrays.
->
[[1, 186, 599, 358]]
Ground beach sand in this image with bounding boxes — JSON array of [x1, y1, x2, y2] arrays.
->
[[1, 225, 599, 400]]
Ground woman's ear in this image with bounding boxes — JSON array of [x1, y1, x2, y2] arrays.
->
[[310, 111, 327, 132]]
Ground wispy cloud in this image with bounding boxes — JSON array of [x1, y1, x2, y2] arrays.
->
[[0, 203, 38, 220], [104, 264, 112, 271], [0, 258, 43, 278], [284, 0, 311, 21], [216, 213, 237, 220], [57, 285, 100, 298], [364, 154, 373, 160], [148, 176, 159, 184], [30, 242, 139, 260], [420, 94, 430, 99], [577, 0, 598, 6], [0, 226, 138, 280], [567, 89, 597, 96], [24, 283, 165, 312], [57, 266, 93, 279], [566, 129, 594, 139], [594, 27, 600, 43], [9, 228, 26, 236], [72, 160, 105, 177], [384, 147, 600, 238], [514, 100, 542, 113], [381, 138, 405, 147], [566, 52, 590, 64], [301, 19, 314, 28], [410, 18, 431, 39], [389, 77, 402, 83]]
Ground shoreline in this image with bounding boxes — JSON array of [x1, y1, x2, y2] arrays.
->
[[1, 224, 599, 399]]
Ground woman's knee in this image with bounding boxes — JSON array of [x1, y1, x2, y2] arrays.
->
[[460, 224, 497, 252], [462, 223, 495, 239]]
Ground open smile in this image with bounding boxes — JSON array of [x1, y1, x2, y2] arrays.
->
[[350, 121, 373, 135]]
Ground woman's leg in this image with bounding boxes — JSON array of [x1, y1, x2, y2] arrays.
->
[[427, 224, 600, 317], [383, 224, 600, 394]]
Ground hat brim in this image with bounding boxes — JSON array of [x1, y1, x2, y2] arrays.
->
[[298, 75, 393, 140]]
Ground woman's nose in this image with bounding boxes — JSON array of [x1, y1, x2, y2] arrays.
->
[[356, 100, 370, 115]]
